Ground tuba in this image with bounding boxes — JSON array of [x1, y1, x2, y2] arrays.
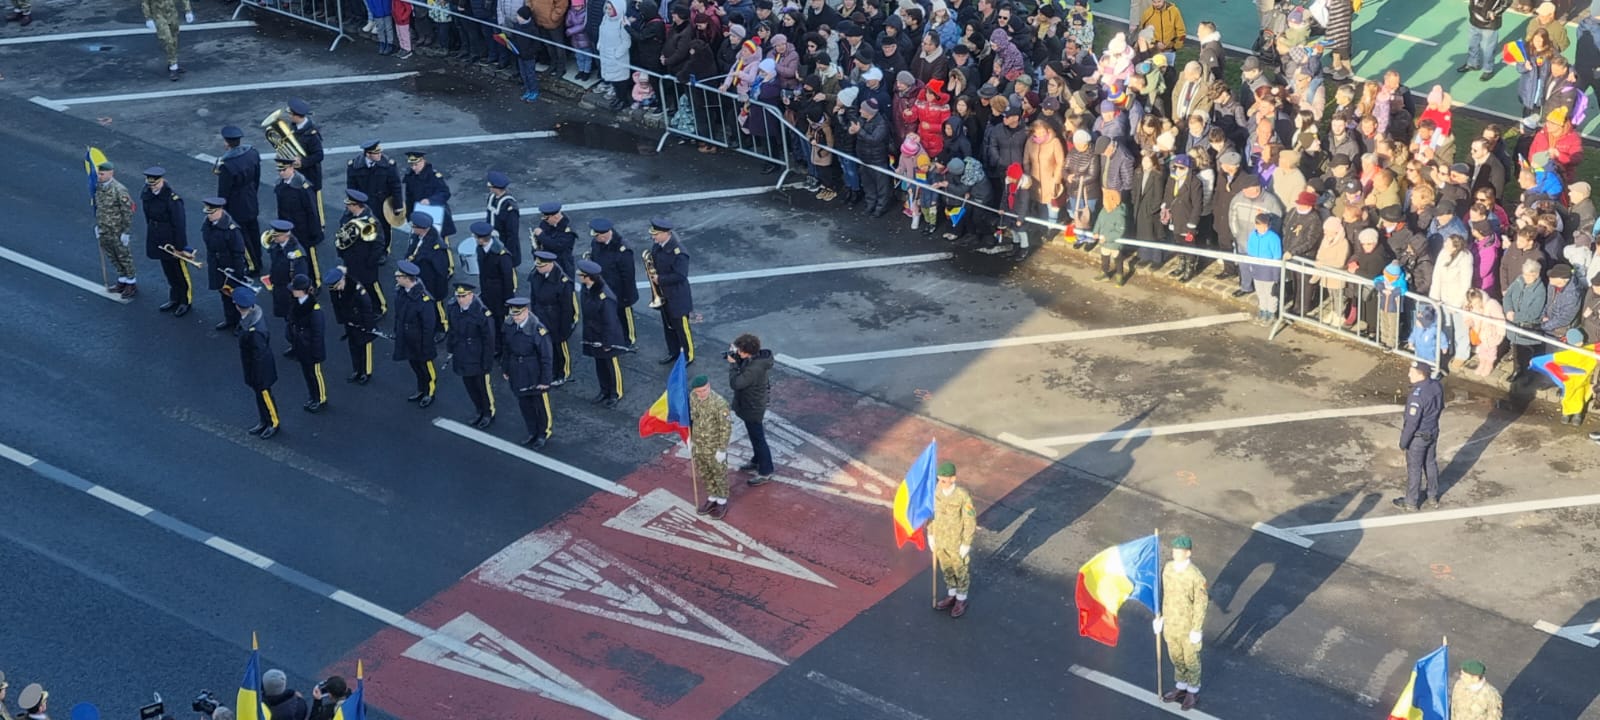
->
[[336, 216, 379, 250], [642, 248, 666, 309], [260, 109, 306, 163]]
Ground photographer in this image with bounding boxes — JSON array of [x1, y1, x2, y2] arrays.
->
[[263, 669, 309, 720], [726, 333, 776, 484], [307, 677, 350, 720]]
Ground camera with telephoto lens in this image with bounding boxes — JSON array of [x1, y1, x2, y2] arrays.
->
[[192, 690, 220, 715]]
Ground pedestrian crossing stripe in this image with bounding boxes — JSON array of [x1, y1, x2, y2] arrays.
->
[[673, 412, 899, 509], [602, 488, 834, 587]]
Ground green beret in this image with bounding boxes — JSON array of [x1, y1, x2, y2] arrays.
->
[[1461, 660, 1486, 676], [690, 375, 709, 388], [97, 161, 115, 171], [936, 461, 956, 477], [1171, 535, 1193, 550]]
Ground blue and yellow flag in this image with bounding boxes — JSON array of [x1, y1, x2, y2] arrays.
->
[[236, 634, 268, 720], [84, 146, 108, 207], [1388, 644, 1449, 720], [332, 661, 366, 720]]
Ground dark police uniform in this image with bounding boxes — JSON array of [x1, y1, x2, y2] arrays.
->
[[577, 260, 627, 407], [586, 217, 639, 346], [199, 198, 248, 329], [472, 222, 518, 354], [233, 287, 280, 438], [326, 268, 378, 384], [215, 126, 262, 272], [286, 275, 329, 411], [287, 98, 325, 195], [644, 218, 695, 363], [1398, 362, 1444, 510], [447, 284, 499, 428], [527, 251, 578, 384], [141, 167, 193, 312], [337, 189, 387, 315], [346, 140, 403, 254], [402, 152, 457, 238], [485, 171, 522, 268], [405, 211, 455, 314], [502, 298, 555, 447], [393, 261, 441, 406], [275, 159, 325, 287], [265, 221, 311, 321], [532, 203, 577, 278]]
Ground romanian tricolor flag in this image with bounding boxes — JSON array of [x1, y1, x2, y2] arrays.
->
[[333, 661, 367, 720], [1388, 644, 1449, 720], [1502, 39, 1528, 65], [1532, 346, 1600, 416], [1075, 534, 1160, 646], [236, 634, 268, 720], [638, 351, 691, 440], [892, 439, 938, 549], [85, 146, 108, 207], [493, 31, 520, 56]]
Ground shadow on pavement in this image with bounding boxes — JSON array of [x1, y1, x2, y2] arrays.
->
[[1438, 377, 1536, 499], [1503, 597, 1600, 719]]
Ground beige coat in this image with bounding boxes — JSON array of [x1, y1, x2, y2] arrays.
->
[[1313, 216, 1350, 291]]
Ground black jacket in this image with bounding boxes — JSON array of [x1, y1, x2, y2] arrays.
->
[[644, 235, 693, 314], [527, 264, 578, 340], [1283, 207, 1325, 258], [216, 146, 262, 224], [580, 281, 627, 358], [403, 163, 456, 238], [288, 296, 327, 364], [346, 153, 403, 234], [290, 119, 325, 191], [502, 315, 554, 395], [142, 183, 189, 259], [392, 283, 440, 362], [853, 110, 893, 167], [239, 308, 277, 390], [533, 215, 579, 278], [264, 691, 309, 720], [983, 122, 1028, 174], [447, 297, 497, 376], [267, 238, 311, 319], [588, 234, 639, 308], [275, 173, 324, 248], [404, 228, 453, 299], [476, 239, 518, 316], [329, 282, 378, 334], [201, 212, 249, 290], [728, 348, 773, 422]]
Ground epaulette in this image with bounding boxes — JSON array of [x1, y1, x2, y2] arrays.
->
[[538, 326, 547, 335], [620, 245, 632, 253], [599, 292, 607, 300], [288, 249, 304, 259], [421, 294, 433, 302], [435, 172, 444, 179], [673, 247, 681, 254], [483, 309, 492, 317], [347, 159, 355, 167]]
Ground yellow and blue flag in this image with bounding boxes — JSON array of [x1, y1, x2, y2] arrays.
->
[[1388, 644, 1449, 720], [236, 634, 268, 720], [332, 661, 366, 720], [84, 146, 108, 207]]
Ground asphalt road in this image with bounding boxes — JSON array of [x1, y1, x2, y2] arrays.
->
[[0, 4, 1598, 720]]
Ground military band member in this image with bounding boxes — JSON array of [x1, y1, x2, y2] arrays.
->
[[929, 461, 976, 618], [265, 220, 310, 327], [485, 170, 522, 267], [532, 202, 577, 278], [586, 217, 638, 347], [141, 166, 193, 316], [405, 211, 453, 342], [347, 139, 403, 256], [337, 189, 386, 315], [689, 375, 733, 519], [645, 217, 694, 364], [275, 156, 324, 286], [286, 274, 328, 413], [231, 286, 280, 439], [1156, 535, 1209, 711], [94, 161, 138, 299], [215, 125, 263, 273], [503, 297, 555, 448], [325, 267, 377, 384], [577, 260, 626, 408], [199, 196, 248, 331], [528, 250, 578, 385], [472, 221, 517, 353], [447, 282, 498, 429], [402, 151, 456, 239], [140, 0, 192, 81], [285, 98, 325, 202], [393, 260, 439, 408]]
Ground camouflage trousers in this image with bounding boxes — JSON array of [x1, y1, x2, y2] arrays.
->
[[694, 451, 727, 499], [1164, 628, 1202, 688], [12, 0, 30, 13], [934, 546, 970, 595], [99, 229, 137, 280], [154, 15, 180, 64]]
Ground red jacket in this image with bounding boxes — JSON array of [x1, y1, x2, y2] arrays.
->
[[1530, 126, 1583, 183], [913, 85, 950, 159]]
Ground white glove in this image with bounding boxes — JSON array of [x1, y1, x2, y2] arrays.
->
[[927, 534, 935, 551], [146, 19, 156, 29], [95, 227, 102, 239], [185, 11, 194, 22], [958, 544, 970, 558], [715, 451, 726, 463], [1189, 630, 1203, 645], [120, 233, 132, 247], [1152, 617, 1164, 634]]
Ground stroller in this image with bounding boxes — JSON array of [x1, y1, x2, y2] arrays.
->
[[1253, 0, 1328, 67]]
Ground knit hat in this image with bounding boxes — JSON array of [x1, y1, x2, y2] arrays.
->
[[837, 86, 860, 107], [263, 669, 288, 697], [1383, 262, 1402, 281], [901, 135, 922, 155], [896, 70, 915, 87], [1358, 228, 1379, 245], [729, 23, 747, 38], [758, 58, 777, 74]]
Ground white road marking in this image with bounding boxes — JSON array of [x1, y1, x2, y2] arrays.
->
[[602, 488, 835, 587], [0, 245, 132, 304], [1299, 626, 1348, 674], [1283, 493, 1600, 536], [85, 485, 154, 517], [204, 536, 276, 569], [1533, 620, 1600, 648], [805, 671, 930, 720], [1358, 649, 1409, 706], [404, 612, 642, 719], [1013, 405, 1401, 449], [454, 185, 775, 222], [192, 131, 557, 164], [0, 21, 256, 45], [1067, 665, 1227, 719], [671, 413, 899, 509], [432, 418, 636, 498], [638, 253, 954, 292], [996, 432, 1066, 458], [1249, 522, 1316, 549], [1373, 29, 1438, 46], [475, 528, 787, 665], [32, 72, 419, 108], [0, 442, 38, 467], [791, 314, 1250, 367]]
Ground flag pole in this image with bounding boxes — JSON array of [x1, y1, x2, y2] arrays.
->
[[1153, 528, 1163, 700], [929, 529, 938, 607], [88, 148, 108, 291], [688, 430, 699, 509]]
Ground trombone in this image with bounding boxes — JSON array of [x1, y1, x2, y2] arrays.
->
[[643, 248, 666, 309], [160, 244, 203, 268]]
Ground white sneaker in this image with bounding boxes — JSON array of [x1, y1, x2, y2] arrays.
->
[[362, 20, 376, 32]]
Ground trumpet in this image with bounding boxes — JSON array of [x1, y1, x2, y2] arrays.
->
[[261, 109, 306, 163], [160, 243, 204, 268], [643, 248, 666, 309]]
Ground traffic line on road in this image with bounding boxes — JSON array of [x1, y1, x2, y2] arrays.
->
[[1533, 619, 1600, 648], [0, 20, 256, 45], [1277, 492, 1600, 538], [192, 131, 558, 164], [0, 245, 132, 304], [1000, 404, 1402, 458], [1066, 665, 1226, 719], [30, 72, 420, 109], [637, 252, 952, 293], [805, 671, 930, 720], [432, 418, 637, 498], [1248, 522, 1315, 549], [454, 185, 775, 222], [1372, 29, 1438, 46]]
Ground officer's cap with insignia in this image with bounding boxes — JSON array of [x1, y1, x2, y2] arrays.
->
[[577, 259, 603, 277], [220, 125, 244, 140], [1413, 361, 1434, 376], [649, 217, 674, 233], [345, 189, 369, 204], [409, 211, 434, 229], [590, 217, 614, 234], [232, 285, 259, 308], [16, 684, 45, 713], [361, 139, 382, 153], [291, 274, 313, 291], [287, 97, 312, 116], [486, 170, 511, 189], [202, 196, 227, 210], [470, 221, 494, 237], [143, 166, 166, 178], [395, 260, 421, 277], [1171, 535, 1193, 550], [534, 250, 557, 264], [454, 282, 477, 296], [538, 201, 562, 215], [936, 461, 957, 477], [323, 267, 345, 285], [270, 219, 295, 232], [405, 151, 427, 162], [506, 297, 531, 309], [275, 156, 296, 169]]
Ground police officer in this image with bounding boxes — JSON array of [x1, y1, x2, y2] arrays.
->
[[337, 189, 387, 315], [285, 98, 325, 203], [527, 250, 578, 385], [586, 217, 638, 347], [577, 260, 627, 408], [286, 274, 328, 413], [1395, 361, 1444, 511], [215, 125, 262, 273], [393, 261, 440, 407], [325, 267, 378, 384], [404, 210, 454, 320], [1156, 535, 1209, 710], [265, 219, 310, 330], [532, 202, 577, 277], [232, 286, 280, 439], [929, 461, 976, 617], [502, 297, 555, 448], [275, 155, 324, 286], [447, 282, 498, 429], [142, 166, 194, 316], [199, 196, 248, 331], [644, 217, 695, 364], [402, 151, 456, 239], [472, 222, 517, 352], [485, 170, 522, 267], [346, 139, 403, 255]]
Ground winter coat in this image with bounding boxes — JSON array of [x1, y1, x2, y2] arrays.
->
[[1429, 249, 1475, 308], [728, 348, 774, 422], [1246, 228, 1284, 283], [1473, 233, 1501, 296], [770, 35, 801, 90], [446, 298, 498, 376], [1543, 282, 1584, 335], [597, 0, 632, 82], [627, 4, 666, 72], [914, 88, 951, 158], [1504, 277, 1547, 344], [1023, 132, 1066, 206], [1314, 216, 1351, 291]]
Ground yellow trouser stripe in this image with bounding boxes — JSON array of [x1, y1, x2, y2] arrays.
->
[[623, 307, 636, 343], [316, 190, 326, 225], [483, 374, 496, 415], [542, 393, 553, 437], [372, 283, 387, 314], [179, 260, 194, 303], [424, 360, 437, 395], [436, 301, 450, 330], [313, 363, 327, 402], [364, 342, 373, 374], [561, 341, 572, 378], [262, 390, 279, 426], [611, 357, 624, 398], [681, 317, 695, 361], [308, 246, 322, 287]]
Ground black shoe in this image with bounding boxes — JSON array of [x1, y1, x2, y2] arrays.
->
[[303, 400, 323, 413], [1094, 271, 1114, 283], [247, 422, 266, 435], [1230, 289, 1251, 298], [347, 372, 363, 383], [1218, 268, 1239, 280], [738, 461, 758, 472], [172, 303, 190, 317], [215, 321, 238, 331], [747, 474, 772, 486], [356, 373, 371, 385], [159, 300, 179, 312], [1429, 498, 1441, 509], [531, 436, 548, 449], [520, 434, 539, 446], [406, 391, 425, 402], [418, 395, 434, 408], [590, 392, 608, 404], [474, 414, 494, 429], [659, 355, 678, 365], [259, 425, 278, 439], [1456, 64, 1477, 73], [1168, 266, 1186, 278], [469, 414, 485, 427], [1480, 70, 1495, 82], [602, 396, 620, 409], [1391, 497, 1418, 512]]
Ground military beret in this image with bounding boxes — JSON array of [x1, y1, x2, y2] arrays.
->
[[1171, 535, 1193, 549], [454, 282, 477, 295], [577, 259, 603, 276], [291, 274, 313, 291], [409, 210, 434, 228], [361, 139, 382, 151], [97, 161, 115, 171], [534, 250, 558, 263], [287, 97, 313, 115], [650, 217, 674, 232], [590, 217, 614, 233], [690, 374, 710, 388], [936, 461, 956, 477], [1550, 263, 1573, 279], [538, 201, 562, 214], [322, 267, 345, 285], [203, 196, 227, 209], [220, 125, 244, 139], [506, 297, 531, 308], [486, 170, 511, 188], [1378, 205, 1404, 222], [143, 166, 166, 178], [18, 683, 46, 711], [344, 189, 369, 204], [470, 221, 494, 236], [270, 219, 294, 232], [406, 151, 428, 161], [1461, 660, 1486, 676], [233, 285, 258, 308], [395, 260, 421, 276]]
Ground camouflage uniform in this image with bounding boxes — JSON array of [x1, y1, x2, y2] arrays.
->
[[141, 0, 192, 65], [689, 389, 732, 498], [1161, 560, 1210, 690], [95, 175, 138, 282], [929, 484, 976, 596], [1451, 678, 1503, 720]]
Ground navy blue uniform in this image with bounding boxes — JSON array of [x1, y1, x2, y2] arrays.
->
[[142, 182, 193, 306], [588, 233, 639, 344], [405, 228, 454, 304], [337, 208, 387, 315], [503, 314, 555, 440], [346, 153, 402, 251], [216, 146, 262, 271], [201, 212, 248, 326], [287, 296, 328, 406], [1400, 376, 1444, 507], [291, 119, 325, 192], [487, 191, 522, 267], [645, 234, 695, 362], [476, 239, 518, 350], [266, 237, 311, 320], [238, 308, 280, 430], [447, 297, 499, 420], [580, 280, 627, 400], [403, 163, 456, 238], [275, 172, 325, 284], [527, 264, 579, 382], [329, 281, 378, 381], [533, 215, 578, 278], [393, 283, 440, 398]]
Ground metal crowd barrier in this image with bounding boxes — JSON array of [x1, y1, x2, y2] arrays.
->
[[236, 0, 350, 50]]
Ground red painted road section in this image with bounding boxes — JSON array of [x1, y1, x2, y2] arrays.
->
[[333, 376, 1051, 719]]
